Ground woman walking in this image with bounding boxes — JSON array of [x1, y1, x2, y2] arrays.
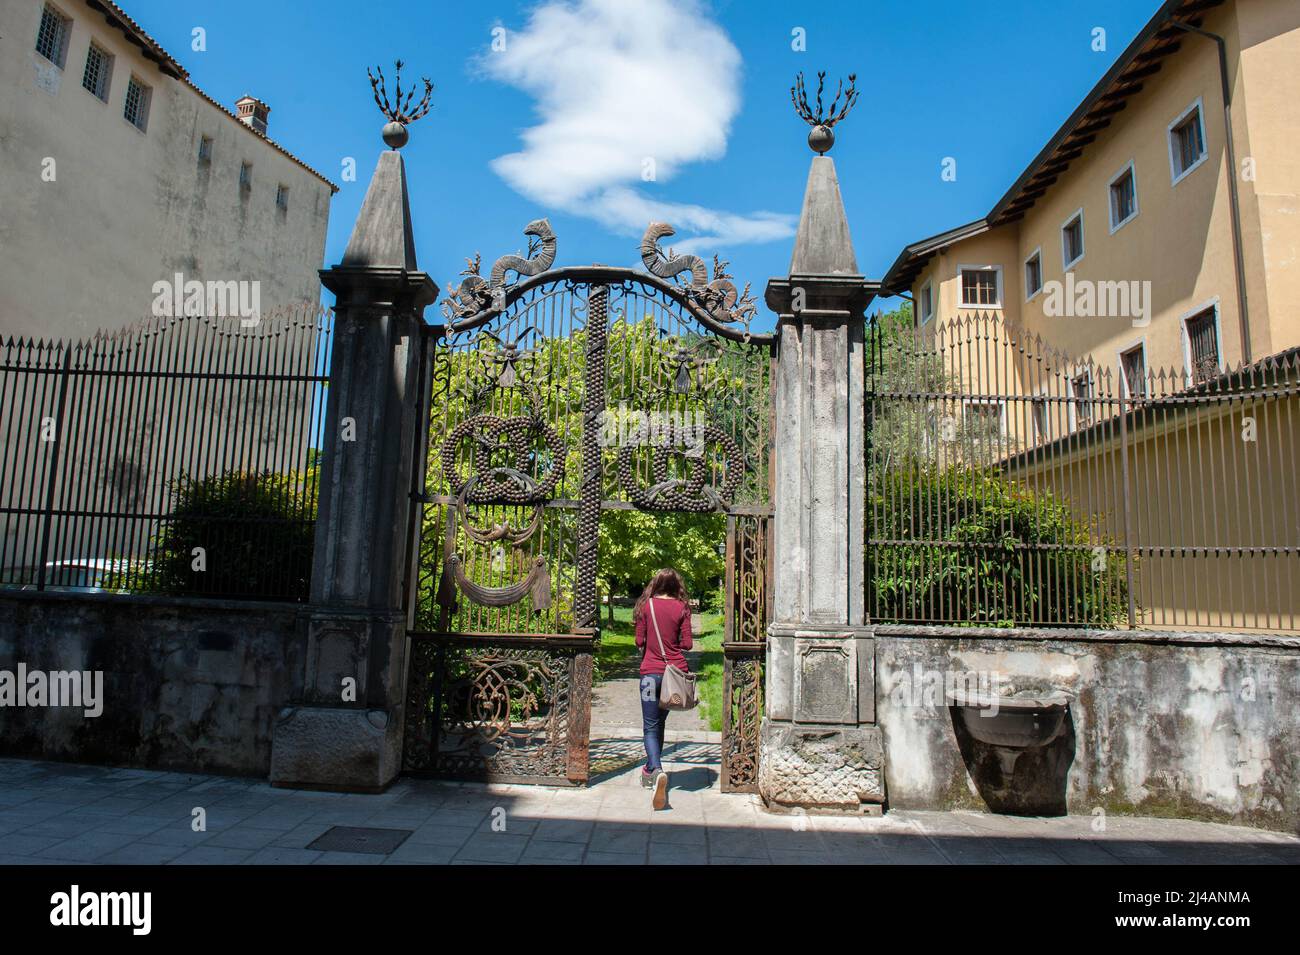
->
[[634, 568, 693, 810]]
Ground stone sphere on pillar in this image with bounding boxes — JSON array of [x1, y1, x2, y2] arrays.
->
[[808, 124, 835, 155], [382, 121, 409, 150]]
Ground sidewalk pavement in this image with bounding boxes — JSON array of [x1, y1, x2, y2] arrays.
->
[[1, 741, 1296, 865]]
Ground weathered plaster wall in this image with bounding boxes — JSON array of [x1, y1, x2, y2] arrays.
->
[[876, 627, 1300, 831], [0, 0, 333, 340], [0, 592, 305, 776]]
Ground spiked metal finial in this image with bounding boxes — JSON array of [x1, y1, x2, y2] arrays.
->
[[368, 60, 434, 149], [791, 72, 859, 154]]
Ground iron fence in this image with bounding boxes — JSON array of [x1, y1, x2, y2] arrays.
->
[[0, 307, 332, 601], [867, 311, 1300, 631]]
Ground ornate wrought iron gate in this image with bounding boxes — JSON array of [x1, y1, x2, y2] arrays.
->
[[402, 221, 773, 789]]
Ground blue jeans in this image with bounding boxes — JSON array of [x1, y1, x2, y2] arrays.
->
[[640, 674, 668, 772]]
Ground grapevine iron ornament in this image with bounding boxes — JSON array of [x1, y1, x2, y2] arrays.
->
[[441, 219, 759, 338], [616, 422, 743, 512], [440, 414, 566, 503], [442, 219, 558, 322], [661, 334, 721, 394], [791, 71, 859, 154], [640, 225, 759, 338], [368, 60, 433, 149]]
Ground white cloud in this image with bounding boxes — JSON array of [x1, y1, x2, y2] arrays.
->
[[479, 0, 794, 249]]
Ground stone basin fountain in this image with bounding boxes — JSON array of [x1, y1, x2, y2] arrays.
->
[[947, 688, 1072, 779]]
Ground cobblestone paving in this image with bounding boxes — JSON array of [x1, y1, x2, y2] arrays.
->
[[1, 756, 1296, 865]]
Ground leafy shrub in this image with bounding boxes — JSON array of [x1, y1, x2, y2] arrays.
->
[[144, 469, 316, 600], [870, 466, 1129, 626]]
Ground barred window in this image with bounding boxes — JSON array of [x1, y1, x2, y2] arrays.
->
[[35, 4, 71, 68], [124, 76, 151, 131], [1031, 396, 1049, 441], [1072, 372, 1094, 427], [198, 136, 213, 165], [1121, 344, 1147, 397], [276, 184, 289, 210], [240, 162, 253, 191], [82, 43, 112, 101], [1186, 308, 1220, 384]]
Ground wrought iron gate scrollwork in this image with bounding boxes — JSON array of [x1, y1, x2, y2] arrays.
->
[[721, 512, 771, 792], [404, 637, 576, 782], [404, 217, 773, 787]]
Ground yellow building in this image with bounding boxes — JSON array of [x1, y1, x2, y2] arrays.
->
[[875, 0, 1300, 632], [882, 0, 1299, 390]]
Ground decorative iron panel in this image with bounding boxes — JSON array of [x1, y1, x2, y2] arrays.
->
[[722, 647, 764, 793], [721, 513, 770, 792], [404, 635, 578, 783]]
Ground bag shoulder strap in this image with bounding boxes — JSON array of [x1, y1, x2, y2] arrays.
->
[[647, 598, 667, 658]]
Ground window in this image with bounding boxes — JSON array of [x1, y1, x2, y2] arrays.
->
[[35, 4, 71, 68], [197, 136, 213, 165], [1062, 210, 1085, 269], [239, 162, 253, 191], [275, 184, 289, 210], [1109, 162, 1138, 231], [1185, 306, 1220, 384], [964, 401, 1004, 451], [1120, 344, 1147, 398], [123, 76, 151, 131], [1024, 248, 1043, 300], [958, 266, 1002, 308], [1072, 371, 1094, 427], [1031, 396, 1049, 441], [919, 281, 933, 324], [1169, 99, 1207, 184], [81, 43, 112, 101]]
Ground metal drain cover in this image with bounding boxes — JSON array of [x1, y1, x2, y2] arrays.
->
[[307, 826, 413, 855]]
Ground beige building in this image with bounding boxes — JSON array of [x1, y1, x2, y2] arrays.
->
[[0, 0, 337, 340], [883, 0, 1299, 392]]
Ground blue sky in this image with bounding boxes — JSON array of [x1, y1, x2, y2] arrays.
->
[[125, 0, 1163, 328]]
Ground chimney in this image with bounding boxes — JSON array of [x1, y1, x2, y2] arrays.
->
[[235, 95, 270, 135]]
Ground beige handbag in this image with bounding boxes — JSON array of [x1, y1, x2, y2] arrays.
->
[[648, 598, 698, 711]]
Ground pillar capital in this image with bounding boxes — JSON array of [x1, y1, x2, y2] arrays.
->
[[320, 265, 437, 312]]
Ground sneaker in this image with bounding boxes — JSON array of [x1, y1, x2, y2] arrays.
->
[[640, 768, 656, 789], [652, 770, 669, 811]]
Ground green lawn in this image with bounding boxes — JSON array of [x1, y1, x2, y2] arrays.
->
[[596, 604, 725, 731]]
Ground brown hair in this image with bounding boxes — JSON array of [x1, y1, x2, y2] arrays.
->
[[634, 568, 689, 621]]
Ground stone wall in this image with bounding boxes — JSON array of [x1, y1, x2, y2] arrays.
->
[[0, 592, 305, 776], [875, 626, 1300, 831]]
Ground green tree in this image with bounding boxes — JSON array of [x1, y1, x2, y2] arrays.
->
[[597, 509, 725, 622]]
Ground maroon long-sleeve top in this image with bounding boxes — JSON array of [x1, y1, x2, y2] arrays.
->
[[635, 597, 693, 676]]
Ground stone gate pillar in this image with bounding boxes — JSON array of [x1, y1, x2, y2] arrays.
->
[[760, 101, 883, 812], [269, 119, 437, 791]]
